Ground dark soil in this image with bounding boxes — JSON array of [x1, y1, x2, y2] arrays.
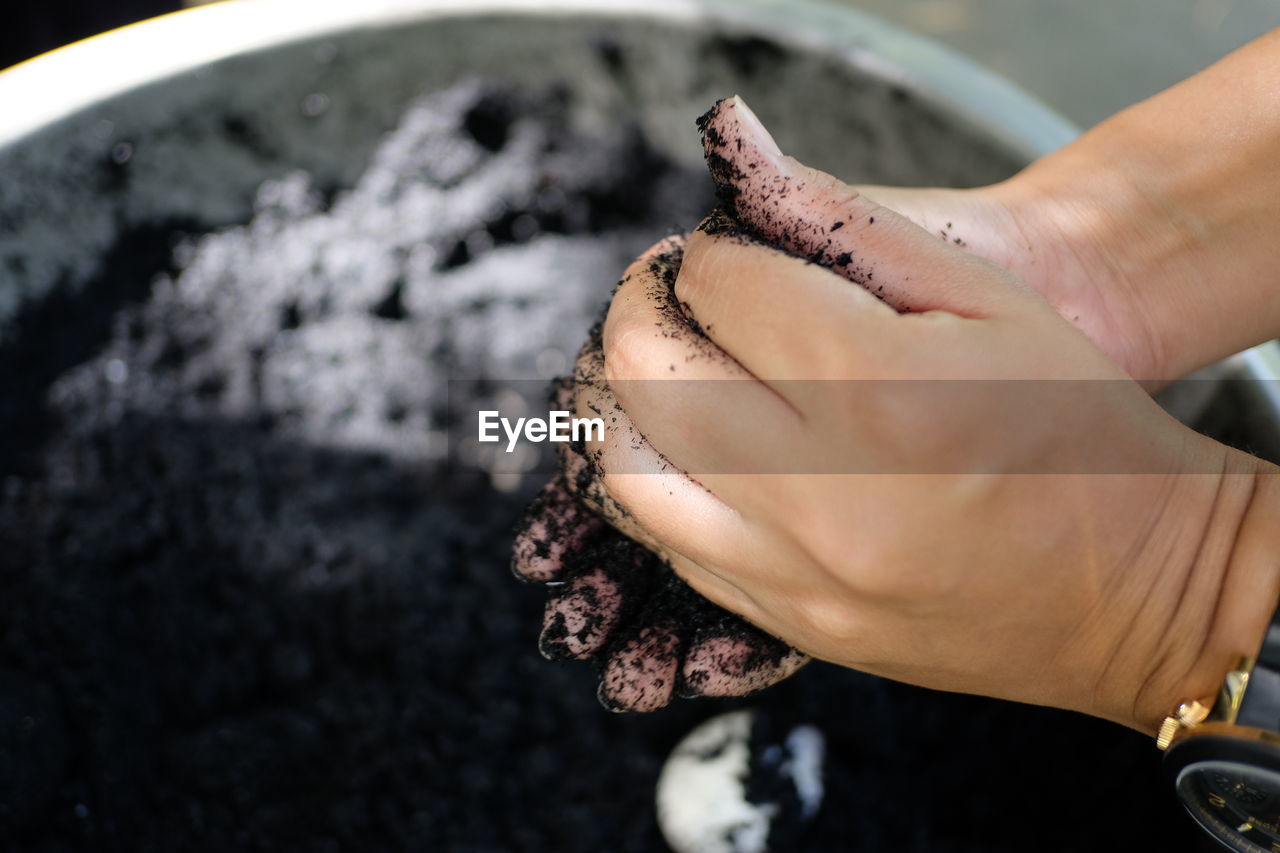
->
[[0, 82, 1208, 852]]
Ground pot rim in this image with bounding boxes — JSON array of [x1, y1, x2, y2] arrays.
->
[[0, 0, 1080, 161]]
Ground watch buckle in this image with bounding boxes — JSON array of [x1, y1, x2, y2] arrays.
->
[[1156, 655, 1255, 750], [1157, 700, 1211, 750]]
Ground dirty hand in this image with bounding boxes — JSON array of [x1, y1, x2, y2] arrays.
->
[[553, 97, 1278, 731], [518, 22, 1280, 713], [512, 316, 808, 713]]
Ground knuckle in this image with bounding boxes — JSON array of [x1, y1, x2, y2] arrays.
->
[[602, 313, 661, 383], [672, 245, 714, 306]]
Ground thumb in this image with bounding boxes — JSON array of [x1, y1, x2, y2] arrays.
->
[[699, 95, 1025, 318]]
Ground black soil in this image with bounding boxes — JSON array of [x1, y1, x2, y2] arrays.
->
[[0, 82, 1207, 852]]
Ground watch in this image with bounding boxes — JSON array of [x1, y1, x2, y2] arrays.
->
[[1161, 602, 1280, 852]]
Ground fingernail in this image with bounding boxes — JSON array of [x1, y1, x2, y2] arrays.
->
[[539, 637, 573, 661], [700, 96, 791, 203], [538, 628, 569, 661], [538, 608, 587, 661], [596, 681, 630, 713], [729, 95, 783, 159]]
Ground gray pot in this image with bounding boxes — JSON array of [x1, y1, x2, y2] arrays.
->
[[0, 2, 1273, 850], [1, 0, 1274, 456]]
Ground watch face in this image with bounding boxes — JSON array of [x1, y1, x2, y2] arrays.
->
[[1176, 760, 1280, 851]]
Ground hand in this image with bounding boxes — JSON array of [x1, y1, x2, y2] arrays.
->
[[512, 103, 1139, 714], [518, 21, 1280, 713], [833, 182, 1168, 384], [700, 101, 1171, 388], [512, 356, 807, 713], [567, 97, 1280, 732], [877, 28, 1280, 385]]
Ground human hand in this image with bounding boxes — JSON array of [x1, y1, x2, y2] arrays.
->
[[883, 27, 1280, 386], [697, 99, 1167, 385], [512, 357, 807, 713], [511, 100, 1142, 714], [828, 181, 1169, 384], [517, 56, 1280, 716], [558, 96, 1280, 732]]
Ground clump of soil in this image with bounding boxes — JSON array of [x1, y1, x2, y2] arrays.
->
[[0, 81, 1197, 851]]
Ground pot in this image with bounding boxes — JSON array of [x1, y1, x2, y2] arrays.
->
[[0, 2, 1271, 850]]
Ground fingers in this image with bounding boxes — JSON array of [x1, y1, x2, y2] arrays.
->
[[523, 507, 810, 710], [600, 235, 810, 479], [535, 532, 680, 664], [525, 484, 810, 710], [682, 637, 809, 698], [594, 570, 805, 712], [568, 242, 761, 558], [511, 473, 606, 583], [521, 287, 809, 710], [604, 238, 757, 383], [672, 223, 904, 382], [680, 619, 811, 699], [699, 95, 1028, 318], [518, 189, 852, 710], [598, 621, 684, 712], [539, 566, 624, 660]]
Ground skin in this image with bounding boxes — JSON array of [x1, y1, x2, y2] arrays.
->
[[515, 30, 1280, 730], [514, 312, 810, 709], [859, 27, 1280, 386]]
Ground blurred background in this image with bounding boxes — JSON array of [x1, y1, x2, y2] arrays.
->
[[4, 0, 1279, 127]]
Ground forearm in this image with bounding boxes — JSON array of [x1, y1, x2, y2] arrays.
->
[[999, 28, 1280, 380]]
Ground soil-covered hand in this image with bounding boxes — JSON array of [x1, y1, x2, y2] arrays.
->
[[512, 316, 808, 713], [510, 94, 1142, 714], [511, 102, 1114, 714], [517, 47, 1280, 716], [531, 96, 1280, 731]]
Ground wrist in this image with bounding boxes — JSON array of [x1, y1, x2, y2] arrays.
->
[[982, 145, 1190, 384], [988, 50, 1280, 383], [1132, 454, 1280, 734]]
